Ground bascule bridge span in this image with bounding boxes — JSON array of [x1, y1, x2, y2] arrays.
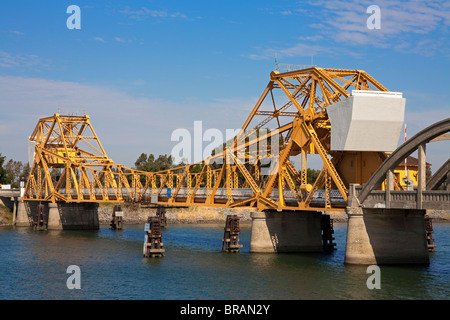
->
[[15, 67, 449, 264]]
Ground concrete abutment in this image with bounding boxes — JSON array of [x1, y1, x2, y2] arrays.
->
[[14, 200, 99, 230], [344, 207, 429, 265], [250, 210, 324, 253], [15, 198, 29, 227]]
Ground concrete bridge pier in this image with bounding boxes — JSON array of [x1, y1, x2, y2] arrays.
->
[[344, 206, 429, 265], [15, 198, 30, 227], [47, 203, 62, 230], [250, 210, 324, 253], [14, 200, 99, 230]]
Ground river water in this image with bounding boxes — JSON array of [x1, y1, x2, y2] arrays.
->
[[0, 222, 449, 300]]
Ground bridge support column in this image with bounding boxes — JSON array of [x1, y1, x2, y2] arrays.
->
[[57, 202, 99, 230], [15, 202, 99, 230], [15, 198, 30, 227], [12, 197, 17, 225], [417, 143, 426, 209], [47, 203, 62, 230], [344, 207, 429, 265], [250, 211, 323, 253]]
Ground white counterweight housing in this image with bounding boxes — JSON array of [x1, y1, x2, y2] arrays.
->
[[327, 90, 405, 152]]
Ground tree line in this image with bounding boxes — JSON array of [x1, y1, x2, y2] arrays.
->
[[133, 152, 320, 185], [0, 151, 321, 189], [0, 153, 30, 188]]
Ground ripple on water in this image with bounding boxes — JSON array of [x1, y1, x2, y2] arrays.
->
[[0, 223, 449, 299]]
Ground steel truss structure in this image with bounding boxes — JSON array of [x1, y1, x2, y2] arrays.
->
[[24, 67, 392, 211]]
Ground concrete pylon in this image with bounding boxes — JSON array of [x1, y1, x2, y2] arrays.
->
[[345, 207, 429, 265], [250, 211, 323, 253], [47, 203, 62, 230], [15, 197, 30, 227]]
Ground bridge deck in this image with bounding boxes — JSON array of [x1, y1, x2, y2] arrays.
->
[[0, 189, 20, 197], [24, 187, 347, 209]]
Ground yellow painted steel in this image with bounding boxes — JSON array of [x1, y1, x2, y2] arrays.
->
[[24, 67, 393, 211]]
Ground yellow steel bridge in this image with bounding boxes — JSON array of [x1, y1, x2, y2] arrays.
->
[[24, 67, 405, 212]]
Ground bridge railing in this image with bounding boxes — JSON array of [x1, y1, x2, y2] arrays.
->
[[351, 184, 450, 210]]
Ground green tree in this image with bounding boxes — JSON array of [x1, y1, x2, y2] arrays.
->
[[154, 154, 174, 172], [135, 153, 155, 171], [0, 153, 8, 184], [0, 156, 30, 187], [4, 159, 26, 188], [307, 168, 321, 185], [21, 163, 30, 181], [134, 153, 174, 172]]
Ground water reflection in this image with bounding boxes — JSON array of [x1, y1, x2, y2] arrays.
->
[[0, 223, 449, 299]]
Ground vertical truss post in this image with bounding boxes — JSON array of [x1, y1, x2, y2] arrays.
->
[[226, 154, 234, 204], [278, 166, 286, 207], [301, 149, 307, 185], [206, 166, 212, 197], [254, 162, 260, 184], [324, 172, 332, 209]]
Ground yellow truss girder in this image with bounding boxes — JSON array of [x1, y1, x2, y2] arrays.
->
[[24, 67, 389, 211]]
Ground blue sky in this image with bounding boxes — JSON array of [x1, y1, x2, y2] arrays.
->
[[0, 0, 449, 170]]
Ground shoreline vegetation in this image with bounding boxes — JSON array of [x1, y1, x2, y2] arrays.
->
[[1, 202, 449, 226]]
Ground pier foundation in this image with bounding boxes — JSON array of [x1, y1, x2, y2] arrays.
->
[[47, 203, 62, 230], [15, 198, 30, 227], [344, 207, 429, 265], [250, 211, 323, 253], [14, 201, 99, 230]]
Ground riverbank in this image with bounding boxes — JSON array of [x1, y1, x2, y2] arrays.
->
[[0, 204, 13, 225], [1, 202, 448, 226], [98, 203, 450, 225], [98, 204, 255, 225]]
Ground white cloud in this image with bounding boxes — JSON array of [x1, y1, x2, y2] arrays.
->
[[297, 35, 323, 41], [92, 37, 106, 43], [114, 37, 127, 43], [0, 51, 47, 69], [0, 76, 256, 167], [243, 42, 330, 60], [309, 0, 450, 54], [245, 0, 450, 60], [120, 7, 188, 21], [0, 78, 446, 175], [8, 30, 24, 35]]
